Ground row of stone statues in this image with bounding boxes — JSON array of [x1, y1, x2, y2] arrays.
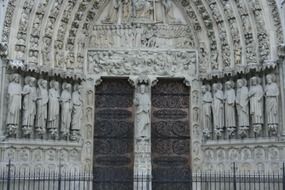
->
[[202, 74, 279, 138], [6, 73, 83, 141]]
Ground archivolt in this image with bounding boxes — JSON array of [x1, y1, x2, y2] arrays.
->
[[1, 0, 284, 78]]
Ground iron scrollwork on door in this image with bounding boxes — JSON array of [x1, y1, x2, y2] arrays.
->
[[94, 79, 134, 190], [152, 79, 191, 190]]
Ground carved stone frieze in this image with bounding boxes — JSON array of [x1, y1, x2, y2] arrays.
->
[[88, 49, 198, 77], [0, 142, 82, 171], [202, 142, 284, 172], [90, 24, 194, 49]]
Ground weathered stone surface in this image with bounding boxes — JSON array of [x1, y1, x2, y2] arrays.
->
[[0, 0, 284, 180]]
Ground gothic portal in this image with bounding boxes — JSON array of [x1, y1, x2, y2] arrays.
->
[[0, 0, 285, 188]]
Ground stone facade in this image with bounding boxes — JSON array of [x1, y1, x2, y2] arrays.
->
[[0, 0, 284, 180]]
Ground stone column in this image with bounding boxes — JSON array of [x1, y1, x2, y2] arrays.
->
[[0, 42, 8, 139], [133, 76, 153, 190], [278, 45, 285, 136]]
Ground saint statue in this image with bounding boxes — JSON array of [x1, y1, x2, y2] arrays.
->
[[102, 0, 122, 24], [249, 76, 264, 135], [212, 83, 224, 137], [134, 82, 151, 139], [71, 84, 83, 141], [48, 80, 60, 138], [265, 74, 279, 134], [236, 79, 249, 137], [224, 81, 236, 135], [162, 0, 175, 23], [132, 0, 153, 20], [201, 85, 212, 138], [6, 74, 22, 136], [22, 76, 37, 136], [60, 83, 72, 138], [36, 79, 48, 136]]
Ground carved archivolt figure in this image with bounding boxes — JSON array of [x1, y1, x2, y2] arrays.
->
[[48, 80, 60, 137], [265, 74, 279, 133], [36, 79, 48, 135], [22, 76, 37, 136], [6, 74, 22, 136], [224, 81, 236, 130], [249, 76, 264, 134], [71, 84, 83, 141], [212, 83, 224, 136], [236, 79, 249, 135], [60, 83, 72, 138], [201, 85, 212, 137], [134, 83, 151, 139]]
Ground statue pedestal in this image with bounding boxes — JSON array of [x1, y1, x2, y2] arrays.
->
[[134, 139, 152, 190]]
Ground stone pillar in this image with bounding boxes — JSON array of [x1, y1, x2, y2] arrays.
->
[[279, 45, 285, 136], [0, 42, 7, 139], [133, 76, 153, 190]]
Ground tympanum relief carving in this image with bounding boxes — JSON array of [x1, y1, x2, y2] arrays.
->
[[88, 49, 197, 77]]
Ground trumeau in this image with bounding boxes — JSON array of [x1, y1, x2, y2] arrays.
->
[[0, 0, 284, 175]]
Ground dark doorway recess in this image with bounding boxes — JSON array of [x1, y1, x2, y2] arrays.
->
[[151, 79, 191, 190], [93, 79, 134, 190]]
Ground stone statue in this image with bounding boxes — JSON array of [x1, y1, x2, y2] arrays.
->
[[162, 0, 175, 23], [224, 81, 236, 136], [102, 0, 122, 24], [201, 85, 212, 138], [134, 82, 151, 139], [60, 83, 72, 138], [6, 74, 22, 136], [249, 76, 264, 135], [22, 76, 37, 137], [36, 79, 48, 136], [236, 79, 249, 137], [122, 0, 131, 21], [71, 84, 83, 141], [212, 83, 224, 137], [48, 80, 60, 138], [265, 74, 279, 135], [132, 0, 153, 20]]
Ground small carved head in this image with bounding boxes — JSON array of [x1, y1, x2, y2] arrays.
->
[[213, 83, 222, 92], [42, 80, 48, 88], [74, 84, 82, 92], [64, 83, 72, 91], [237, 79, 245, 88], [30, 77, 36, 86], [10, 73, 20, 83], [250, 76, 260, 86], [201, 85, 210, 93], [266, 74, 276, 84], [225, 81, 234, 90]]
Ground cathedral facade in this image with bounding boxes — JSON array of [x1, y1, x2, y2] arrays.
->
[[0, 0, 285, 184]]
